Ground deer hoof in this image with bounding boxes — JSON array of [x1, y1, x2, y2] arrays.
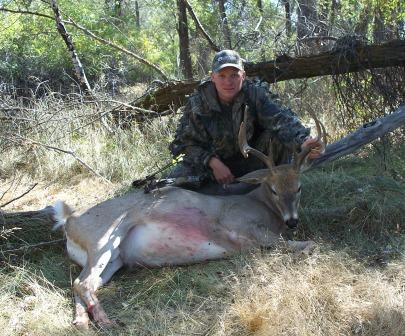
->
[[73, 317, 90, 330]]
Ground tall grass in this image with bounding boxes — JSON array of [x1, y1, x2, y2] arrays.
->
[[0, 89, 176, 185]]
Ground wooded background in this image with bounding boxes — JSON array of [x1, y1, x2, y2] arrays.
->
[[1, 4, 404, 334], [1, 0, 404, 93]]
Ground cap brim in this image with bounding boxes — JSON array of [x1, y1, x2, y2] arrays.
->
[[213, 63, 244, 72]]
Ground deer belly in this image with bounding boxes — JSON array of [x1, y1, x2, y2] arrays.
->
[[120, 222, 229, 267]]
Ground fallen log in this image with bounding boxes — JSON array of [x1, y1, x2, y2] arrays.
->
[[311, 105, 405, 169], [115, 39, 405, 115]]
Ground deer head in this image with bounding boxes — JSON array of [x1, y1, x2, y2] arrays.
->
[[237, 107, 327, 230]]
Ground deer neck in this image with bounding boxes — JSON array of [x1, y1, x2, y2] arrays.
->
[[248, 184, 284, 221]]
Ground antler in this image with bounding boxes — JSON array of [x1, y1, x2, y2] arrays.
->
[[294, 111, 327, 171], [238, 106, 274, 169]]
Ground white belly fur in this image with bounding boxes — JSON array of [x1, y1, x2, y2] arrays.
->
[[67, 239, 88, 267], [120, 223, 229, 267]]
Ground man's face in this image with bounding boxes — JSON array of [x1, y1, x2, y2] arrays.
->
[[211, 67, 246, 104]]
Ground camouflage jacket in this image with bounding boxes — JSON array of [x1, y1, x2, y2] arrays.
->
[[169, 79, 310, 169]]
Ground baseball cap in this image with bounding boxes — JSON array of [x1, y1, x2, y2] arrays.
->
[[212, 50, 244, 73]]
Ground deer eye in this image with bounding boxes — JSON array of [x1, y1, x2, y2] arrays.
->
[[271, 188, 277, 196]]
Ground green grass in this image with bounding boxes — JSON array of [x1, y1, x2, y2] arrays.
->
[[298, 149, 404, 261]]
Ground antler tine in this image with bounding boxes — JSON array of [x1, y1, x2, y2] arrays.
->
[[312, 110, 327, 151], [238, 107, 274, 168], [295, 111, 327, 171]]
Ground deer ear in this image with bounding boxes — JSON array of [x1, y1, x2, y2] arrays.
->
[[236, 169, 271, 184]]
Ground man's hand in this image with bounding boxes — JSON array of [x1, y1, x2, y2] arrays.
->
[[302, 137, 325, 160], [208, 157, 235, 184]]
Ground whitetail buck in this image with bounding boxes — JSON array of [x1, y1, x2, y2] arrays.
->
[[53, 110, 326, 329]]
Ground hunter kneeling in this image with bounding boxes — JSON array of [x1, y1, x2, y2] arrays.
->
[[168, 49, 323, 195]]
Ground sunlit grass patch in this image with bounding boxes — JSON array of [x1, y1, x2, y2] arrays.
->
[[0, 263, 86, 336], [218, 250, 405, 336]]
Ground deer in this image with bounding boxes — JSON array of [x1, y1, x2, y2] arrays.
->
[[53, 109, 326, 329]]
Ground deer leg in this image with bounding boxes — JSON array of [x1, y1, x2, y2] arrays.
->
[[73, 246, 122, 328], [72, 293, 90, 329]]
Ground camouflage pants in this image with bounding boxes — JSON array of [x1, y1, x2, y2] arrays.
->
[[167, 131, 292, 194]]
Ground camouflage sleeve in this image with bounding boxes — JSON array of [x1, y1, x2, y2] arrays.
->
[[254, 85, 310, 146], [169, 100, 215, 168]]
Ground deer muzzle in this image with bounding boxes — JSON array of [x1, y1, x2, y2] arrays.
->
[[286, 218, 299, 230]]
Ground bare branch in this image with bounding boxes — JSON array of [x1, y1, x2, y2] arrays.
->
[[0, 7, 54, 20], [182, 0, 221, 51], [50, 0, 93, 95], [0, 183, 38, 208], [310, 105, 405, 169], [4, 135, 112, 184], [65, 18, 170, 80], [1, 239, 65, 254]]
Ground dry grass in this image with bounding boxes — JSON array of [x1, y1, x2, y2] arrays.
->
[[1, 82, 404, 335], [218, 250, 405, 336], [0, 249, 403, 336], [0, 88, 176, 185], [0, 264, 82, 336]]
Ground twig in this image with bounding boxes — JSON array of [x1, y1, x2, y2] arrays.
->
[[11, 135, 112, 184], [0, 183, 38, 208], [0, 175, 18, 203], [1, 238, 66, 254], [0, 7, 54, 20]]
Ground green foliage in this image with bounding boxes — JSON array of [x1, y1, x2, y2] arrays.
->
[[1, 0, 404, 91]]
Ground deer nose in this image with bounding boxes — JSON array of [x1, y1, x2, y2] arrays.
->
[[286, 218, 299, 230]]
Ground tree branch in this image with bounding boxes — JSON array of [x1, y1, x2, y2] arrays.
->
[[0, 7, 54, 20], [1, 239, 65, 254], [50, 0, 93, 95], [4, 135, 112, 184], [310, 105, 405, 169], [183, 0, 221, 52], [132, 39, 405, 113], [0, 183, 38, 208], [0, 6, 170, 80], [65, 18, 170, 80]]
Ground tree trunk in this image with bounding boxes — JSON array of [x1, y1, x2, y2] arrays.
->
[[50, 0, 93, 96], [310, 105, 405, 169], [218, 0, 232, 49], [282, 0, 292, 38], [127, 39, 405, 113], [296, 0, 318, 54], [177, 0, 193, 80], [135, 1, 140, 29], [257, 0, 266, 60], [355, 3, 371, 36], [373, 8, 385, 43]]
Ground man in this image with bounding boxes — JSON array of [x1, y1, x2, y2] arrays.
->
[[169, 50, 323, 194]]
